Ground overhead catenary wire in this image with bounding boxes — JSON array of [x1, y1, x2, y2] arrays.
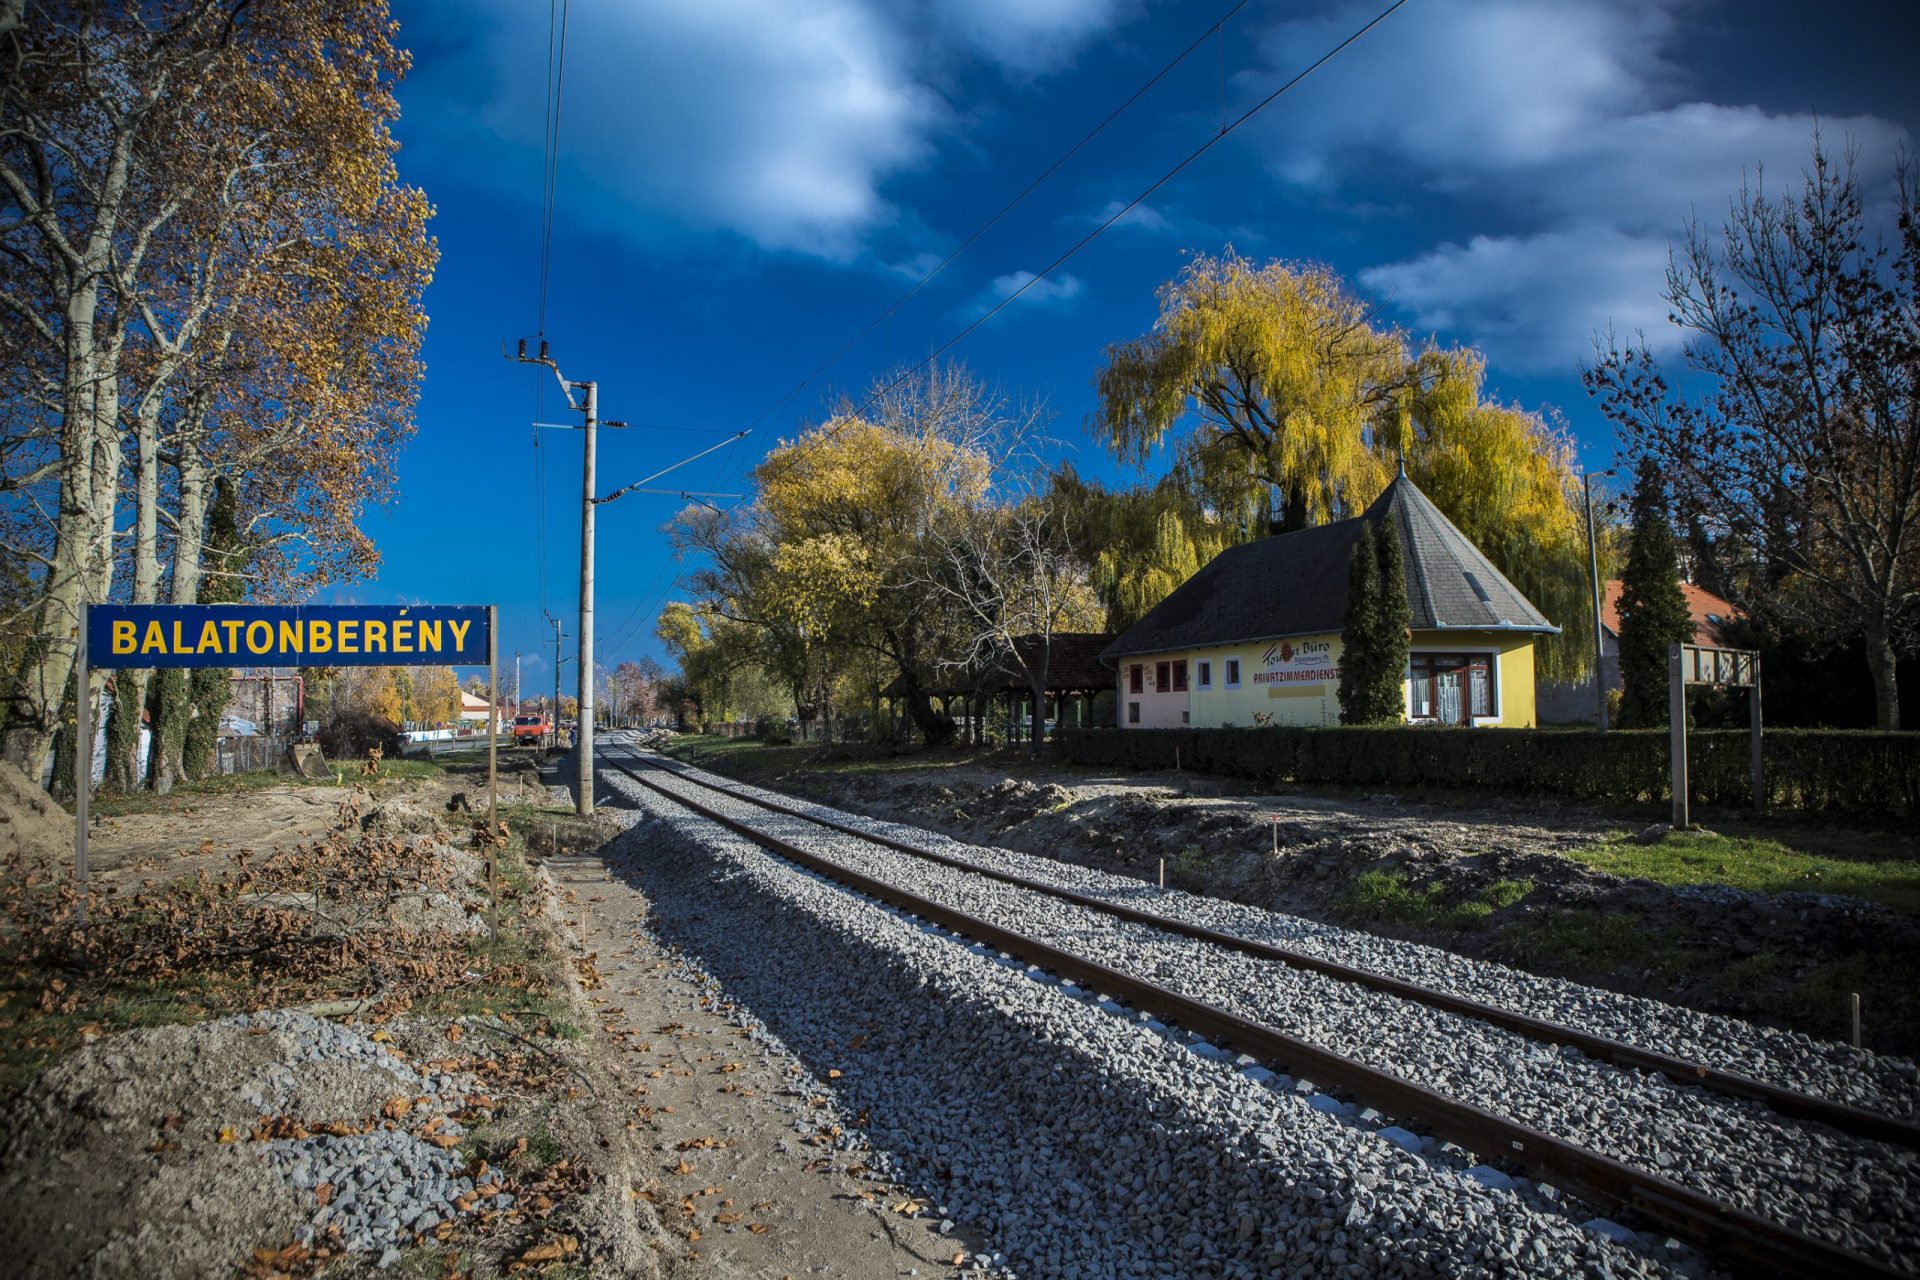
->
[[607, 0, 1407, 662], [768, 0, 1412, 481], [704, 0, 1256, 501], [531, 0, 573, 617]]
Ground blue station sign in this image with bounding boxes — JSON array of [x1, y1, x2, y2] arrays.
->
[[86, 604, 491, 669]]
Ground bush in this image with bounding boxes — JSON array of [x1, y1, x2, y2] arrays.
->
[[321, 712, 401, 761], [1054, 726, 1920, 819]]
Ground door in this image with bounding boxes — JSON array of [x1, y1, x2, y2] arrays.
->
[[1435, 667, 1467, 725]]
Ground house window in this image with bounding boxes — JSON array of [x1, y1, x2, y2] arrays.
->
[[1407, 653, 1496, 723], [1197, 661, 1212, 689], [1225, 658, 1241, 688], [1181, 710, 1189, 724], [1172, 660, 1188, 691], [1156, 660, 1171, 690], [1128, 701, 1141, 724], [1129, 665, 1143, 694]]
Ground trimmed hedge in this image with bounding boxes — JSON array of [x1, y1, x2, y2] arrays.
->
[[1054, 726, 1920, 819]]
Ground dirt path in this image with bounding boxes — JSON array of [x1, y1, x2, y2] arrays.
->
[[544, 845, 987, 1280]]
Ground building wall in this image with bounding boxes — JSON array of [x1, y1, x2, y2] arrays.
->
[[1116, 629, 1540, 729], [1114, 656, 1191, 728]]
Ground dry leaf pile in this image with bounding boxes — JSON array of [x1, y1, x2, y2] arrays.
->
[[2, 796, 541, 1028]]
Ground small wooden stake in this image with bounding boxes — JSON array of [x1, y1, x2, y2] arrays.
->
[[1271, 816, 1279, 855], [1852, 992, 1863, 1050]]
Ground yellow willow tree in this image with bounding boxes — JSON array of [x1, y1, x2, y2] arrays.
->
[[1094, 250, 1593, 677]]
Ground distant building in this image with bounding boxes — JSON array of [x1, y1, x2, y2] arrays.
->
[[458, 689, 492, 724], [1101, 473, 1559, 729], [1536, 579, 1740, 723]]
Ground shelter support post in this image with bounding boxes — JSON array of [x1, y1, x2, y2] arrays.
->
[[1669, 643, 1688, 830]]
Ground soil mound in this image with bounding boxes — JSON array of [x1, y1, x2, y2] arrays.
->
[[0, 759, 72, 876]]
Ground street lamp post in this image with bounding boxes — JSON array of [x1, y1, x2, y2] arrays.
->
[[1583, 468, 1616, 730]]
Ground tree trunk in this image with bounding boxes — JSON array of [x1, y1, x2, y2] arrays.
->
[[150, 452, 210, 793], [1865, 624, 1901, 731], [895, 669, 956, 746], [3, 279, 120, 778], [108, 397, 166, 792]]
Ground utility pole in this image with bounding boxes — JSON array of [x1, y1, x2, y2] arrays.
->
[[578, 378, 597, 814], [548, 614, 564, 748], [513, 650, 521, 718], [510, 337, 745, 815]]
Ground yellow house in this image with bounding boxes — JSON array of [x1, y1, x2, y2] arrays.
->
[[1101, 473, 1558, 729]]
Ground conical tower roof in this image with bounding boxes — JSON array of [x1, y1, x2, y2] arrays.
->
[[1361, 472, 1558, 634]]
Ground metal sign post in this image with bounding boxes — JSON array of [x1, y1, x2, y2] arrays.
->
[[74, 603, 90, 925], [1669, 643, 1763, 829]]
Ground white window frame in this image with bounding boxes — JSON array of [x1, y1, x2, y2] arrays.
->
[[1224, 657, 1241, 689], [1196, 660, 1212, 689], [1404, 647, 1503, 725]]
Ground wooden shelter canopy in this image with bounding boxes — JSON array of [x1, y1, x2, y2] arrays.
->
[[882, 632, 1116, 700]]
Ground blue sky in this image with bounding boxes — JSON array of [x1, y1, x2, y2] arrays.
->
[[365, 0, 1917, 688]]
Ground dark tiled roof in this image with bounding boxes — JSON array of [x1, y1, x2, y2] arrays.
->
[[882, 632, 1118, 698], [1100, 474, 1557, 660]]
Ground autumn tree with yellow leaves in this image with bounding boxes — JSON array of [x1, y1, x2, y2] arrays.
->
[[1, 0, 435, 781], [1093, 251, 1594, 677]]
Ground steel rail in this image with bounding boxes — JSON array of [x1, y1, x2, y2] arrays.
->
[[615, 746, 1920, 1152], [606, 751, 1904, 1280]]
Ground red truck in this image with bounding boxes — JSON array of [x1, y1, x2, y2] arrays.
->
[[511, 714, 550, 745]]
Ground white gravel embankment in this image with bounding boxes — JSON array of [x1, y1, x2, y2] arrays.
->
[[622, 750, 1920, 1270], [607, 764, 1691, 1280]]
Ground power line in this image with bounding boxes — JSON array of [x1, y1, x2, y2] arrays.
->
[[531, 0, 572, 617], [773, 0, 1411, 478], [720, 0, 1255, 462], [605, 0, 1406, 660]]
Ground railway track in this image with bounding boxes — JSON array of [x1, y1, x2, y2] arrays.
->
[[600, 742, 1915, 1279]]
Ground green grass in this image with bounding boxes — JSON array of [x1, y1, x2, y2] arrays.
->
[[1341, 870, 1535, 932], [1499, 907, 1687, 980], [1568, 826, 1920, 914], [1777, 953, 1920, 1047]]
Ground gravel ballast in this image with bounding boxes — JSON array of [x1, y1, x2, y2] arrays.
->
[[606, 760, 1694, 1280], [615, 746, 1920, 1271], [646, 752, 1918, 1117]]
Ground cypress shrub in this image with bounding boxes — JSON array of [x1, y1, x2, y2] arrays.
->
[[1616, 457, 1694, 727], [1337, 523, 1383, 724]]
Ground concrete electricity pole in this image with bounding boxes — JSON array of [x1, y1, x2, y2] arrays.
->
[[577, 378, 597, 814], [511, 338, 745, 817]]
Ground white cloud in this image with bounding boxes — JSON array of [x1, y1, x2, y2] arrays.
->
[[990, 270, 1084, 305], [962, 269, 1085, 318], [932, 0, 1131, 76], [1241, 0, 1909, 371], [406, 0, 1130, 262], [1361, 227, 1675, 373]]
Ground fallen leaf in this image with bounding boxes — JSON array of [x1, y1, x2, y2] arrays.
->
[[747, 1223, 769, 1234], [315, 1182, 334, 1207], [216, 1125, 240, 1144]]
